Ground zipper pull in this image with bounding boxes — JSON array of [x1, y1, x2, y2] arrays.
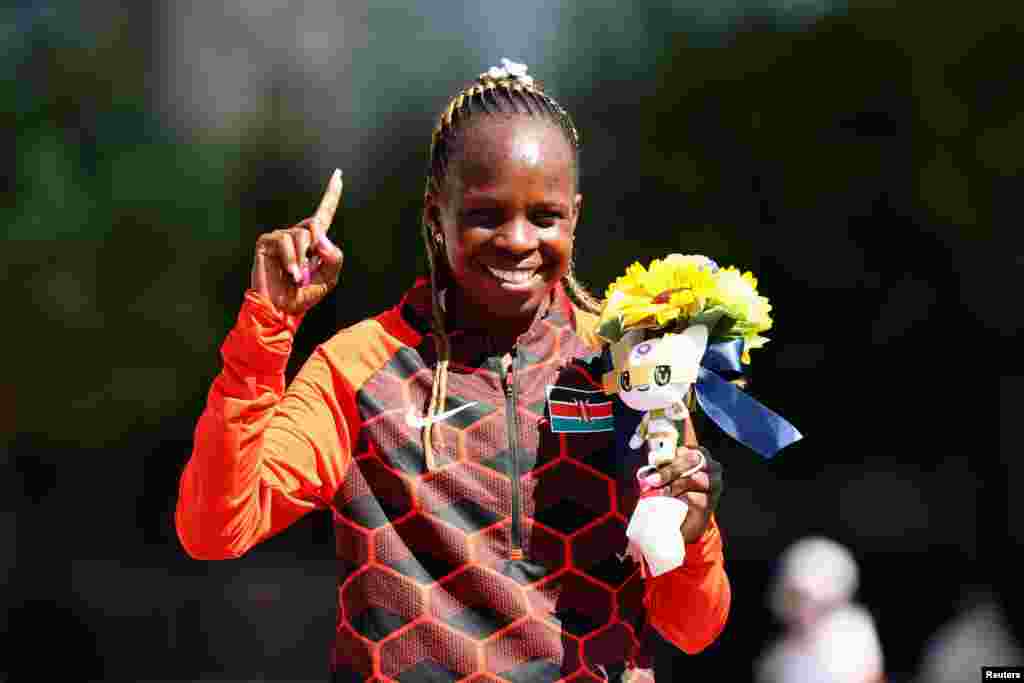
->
[[503, 346, 517, 394]]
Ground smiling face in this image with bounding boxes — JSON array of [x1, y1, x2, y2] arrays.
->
[[425, 116, 581, 326]]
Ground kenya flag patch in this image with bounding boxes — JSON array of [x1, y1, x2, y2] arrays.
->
[[545, 385, 615, 433]]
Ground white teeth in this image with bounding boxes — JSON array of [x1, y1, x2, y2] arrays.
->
[[487, 267, 537, 284]]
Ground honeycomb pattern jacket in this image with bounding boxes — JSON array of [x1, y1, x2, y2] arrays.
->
[[176, 279, 731, 682]]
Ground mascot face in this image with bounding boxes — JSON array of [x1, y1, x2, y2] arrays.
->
[[607, 325, 709, 412]]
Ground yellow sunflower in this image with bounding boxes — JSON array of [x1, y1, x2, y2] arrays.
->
[[602, 254, 719, 330]]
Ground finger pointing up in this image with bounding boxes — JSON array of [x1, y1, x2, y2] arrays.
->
[[311, 169, 343, 240]]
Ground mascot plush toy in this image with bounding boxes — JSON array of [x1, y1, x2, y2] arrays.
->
[[597, 254, 802, 576], [603, 325, 710, 575]]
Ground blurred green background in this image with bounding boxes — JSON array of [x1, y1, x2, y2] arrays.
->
[[4, 0, 1017, 680]]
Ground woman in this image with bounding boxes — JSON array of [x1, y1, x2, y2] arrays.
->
[[176, 59, 730, 682]]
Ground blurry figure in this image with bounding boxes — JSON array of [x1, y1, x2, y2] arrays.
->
[[916, 591, 1022, 683], [756, 537, 885, 683]]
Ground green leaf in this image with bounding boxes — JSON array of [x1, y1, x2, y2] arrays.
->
[[596, 316, 624, 343], [711, 313, 738, 338], [689, 307, 726, 331]]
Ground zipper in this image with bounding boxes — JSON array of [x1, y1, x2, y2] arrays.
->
[[503, 346, 523, 560]]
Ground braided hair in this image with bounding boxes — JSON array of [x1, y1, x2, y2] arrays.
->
[[419, 62, 603, 470]]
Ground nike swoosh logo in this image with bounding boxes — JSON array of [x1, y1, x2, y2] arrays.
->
[[405, 402, 478, 429]]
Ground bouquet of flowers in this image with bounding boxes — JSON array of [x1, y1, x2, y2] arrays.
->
[[597, 254, 801, 576]]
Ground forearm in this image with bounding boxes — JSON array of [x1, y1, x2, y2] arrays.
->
[[175, 291, 339, 559], [645, 514, 731, 654], [177, 382, 296, 558]]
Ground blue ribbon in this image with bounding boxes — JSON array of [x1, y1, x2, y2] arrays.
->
[[694, 340, 803, 459]]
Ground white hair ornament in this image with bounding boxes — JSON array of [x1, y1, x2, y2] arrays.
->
[[481, 58, 535, 87]]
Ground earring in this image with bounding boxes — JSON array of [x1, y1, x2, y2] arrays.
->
[[434, 232, 444, 245]]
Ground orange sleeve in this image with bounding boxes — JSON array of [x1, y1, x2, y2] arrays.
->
[[643, 514, 731, 654], [175, 290, 355, 560]]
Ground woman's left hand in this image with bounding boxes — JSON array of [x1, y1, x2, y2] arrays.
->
[[642, 447, 724, 543]]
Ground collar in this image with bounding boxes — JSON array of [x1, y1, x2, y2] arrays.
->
[[399, 277, 576, 350]]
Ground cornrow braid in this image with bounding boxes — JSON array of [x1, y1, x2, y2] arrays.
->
[[425, 75, 580, 199], [419, 64, 601, 471]]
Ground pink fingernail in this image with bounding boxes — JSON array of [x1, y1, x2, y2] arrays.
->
[[301, 264, 311, 286], [290, 265, 302, 283], [643, 474, 662, 488]]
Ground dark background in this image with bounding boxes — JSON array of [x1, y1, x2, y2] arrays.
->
[[4, 1, 1017, 681]]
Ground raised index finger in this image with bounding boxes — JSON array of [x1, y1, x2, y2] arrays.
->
[[311, 168, 343, 239]]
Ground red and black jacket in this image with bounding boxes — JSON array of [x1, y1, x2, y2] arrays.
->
[[176, 279, 730, 682]]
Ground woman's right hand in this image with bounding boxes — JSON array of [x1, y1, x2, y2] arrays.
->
[[250, 169, 345, 315]]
